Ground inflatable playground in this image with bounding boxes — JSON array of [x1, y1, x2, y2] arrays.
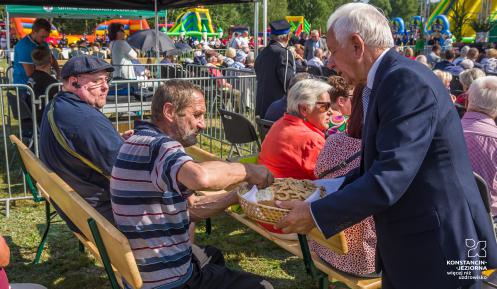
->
[[428, 0, 497, 43], [11, 17, 149, 45], [167, 8, 221, 39], [285, 16, 310, 37]]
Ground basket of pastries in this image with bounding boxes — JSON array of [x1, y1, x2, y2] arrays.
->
[[237, 178, 325, 228]]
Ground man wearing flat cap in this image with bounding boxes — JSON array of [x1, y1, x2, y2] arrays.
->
[[255, 19, 295, 117], [39, 55, 129, 228]]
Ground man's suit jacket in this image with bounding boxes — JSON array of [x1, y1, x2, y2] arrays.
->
[[311, 49, 497, 288], [304, 38, 328, 61], [255, 40, 295, 117]]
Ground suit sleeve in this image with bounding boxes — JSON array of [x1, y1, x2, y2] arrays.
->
[[276, 49, 295, 94], [311, 68, 438, 238]]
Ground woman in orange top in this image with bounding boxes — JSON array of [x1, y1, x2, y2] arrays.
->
[[258, 78, 332, 180]]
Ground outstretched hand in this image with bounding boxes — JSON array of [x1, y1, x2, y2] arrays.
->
[[274, 200, 316, 234], [121, 129, 134, 140]]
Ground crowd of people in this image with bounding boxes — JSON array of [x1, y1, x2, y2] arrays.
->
[[2, 3, 497, 289]]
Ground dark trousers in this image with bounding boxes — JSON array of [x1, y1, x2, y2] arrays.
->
[[175, 245, 273, 289]]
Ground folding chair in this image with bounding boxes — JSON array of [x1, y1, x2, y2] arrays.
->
[[218, 108, 260, 158], [255, 116, 274, 143]]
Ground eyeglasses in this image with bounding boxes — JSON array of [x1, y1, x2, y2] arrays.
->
[[315, 101, 332, 112], [77, 75, 112, 89]]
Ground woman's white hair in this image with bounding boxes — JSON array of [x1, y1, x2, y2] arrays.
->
[[467, 76, 497, 118], [459, 68, 485, 90], [459, 59, 474, 70], [327, 3, 394, 49], [287, 79, 333, 116]]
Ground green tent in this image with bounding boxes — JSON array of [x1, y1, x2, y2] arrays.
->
[[5, 5, 166, 19]]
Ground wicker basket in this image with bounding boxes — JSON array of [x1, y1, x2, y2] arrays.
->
[[237, 182, 317, 225]]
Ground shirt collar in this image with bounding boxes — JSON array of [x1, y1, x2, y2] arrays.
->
[[283, 113, 325, 138], [367, 48, 390, 89], [463, 111, 497, 125]]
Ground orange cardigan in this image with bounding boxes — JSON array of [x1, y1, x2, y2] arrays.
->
[[258, 113, 325, 180]]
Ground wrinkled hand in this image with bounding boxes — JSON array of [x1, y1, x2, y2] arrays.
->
[[121, 129, 134, 140], [245, 164, 274, 189], [274, 200, 316, 234]]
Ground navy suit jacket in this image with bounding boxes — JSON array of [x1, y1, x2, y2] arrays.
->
[[311, 49, 497, 288]]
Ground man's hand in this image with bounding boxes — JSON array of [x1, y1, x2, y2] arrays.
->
[[121, 129, 134, 140], [245, 164, 274, 189], [274, 200, 316, 234]]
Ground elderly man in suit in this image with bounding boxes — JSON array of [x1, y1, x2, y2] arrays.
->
[[275, 3, 497, 289], [304, 30, 328, 61]]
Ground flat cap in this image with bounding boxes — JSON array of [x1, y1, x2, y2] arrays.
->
[[61, 55, 114, 79], [270, 20, 291, 35]]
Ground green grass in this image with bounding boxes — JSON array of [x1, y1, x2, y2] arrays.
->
[[0, 200, 316, 289]]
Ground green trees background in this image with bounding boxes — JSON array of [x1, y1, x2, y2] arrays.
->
[[2, 0, 429, 35]]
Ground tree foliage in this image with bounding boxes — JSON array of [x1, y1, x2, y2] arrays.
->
[[369, 0, 392, 17], [449, 0, 472, 42]]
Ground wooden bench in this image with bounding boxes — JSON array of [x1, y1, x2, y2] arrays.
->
[[187, 146, 382, 289], [10, 135, 142, 289]]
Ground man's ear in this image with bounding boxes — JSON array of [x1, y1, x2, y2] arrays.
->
[[350, 34, 365, 58], [162, 102, 176, 122]]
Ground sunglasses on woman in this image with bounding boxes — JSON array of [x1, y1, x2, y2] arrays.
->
[[315, 101, 332, 112]]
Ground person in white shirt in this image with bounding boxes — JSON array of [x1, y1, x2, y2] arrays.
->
[[307, 48, 324, 67]]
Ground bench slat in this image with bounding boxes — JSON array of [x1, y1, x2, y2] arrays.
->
[[10, 135, 142, 289]]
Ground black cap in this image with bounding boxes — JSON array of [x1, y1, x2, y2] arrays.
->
[[61, 55, 114, 79], [270, 20, 291, 35]]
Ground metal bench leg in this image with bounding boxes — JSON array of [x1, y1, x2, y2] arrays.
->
[[298, 234, 329, 288], [78, 241, 85, 253], [88, 218, 120, 289], [205, 218, 212, 235], [33, 201, 51, 264]]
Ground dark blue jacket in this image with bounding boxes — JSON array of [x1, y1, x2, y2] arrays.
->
[[433, 60, 464, 76], [311, 49, 497, 288]]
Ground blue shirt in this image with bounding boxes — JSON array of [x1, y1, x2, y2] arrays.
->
[[39, 91, 123, 210], [13, 35, 48, 85], [110, 121, 193, 289], [264, 97, 287, 122]]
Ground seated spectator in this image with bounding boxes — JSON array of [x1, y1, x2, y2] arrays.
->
[[307, 48, 324, 67], [454, 45, 470, 65], [415, 55, 430, 68], [259, 79, 332, 179], [193, 50, 207, 65], [28, 45, 58, 124], [0, 236, 48, 289], [433, 49, 463, 76], [294, 44, 308, 72], [461, 76, 497, 217], [264, 72, 312, 121], [39, 56, 125, 229], [91, 42, 105, 59], [456, 68, 486, 106], [110, 80, 274, 289], [428, 44, 442, 66], [482, 48, 497, 74], [433, 70, 456, 102], [245, 52, 255, 69], [311, 84, 377, 277], [467, 47, 482, 69], [404, 47, 415, 60], [459, 58, 475, 70], [327, 75, 353, 135], [232, 50, 247, 69]]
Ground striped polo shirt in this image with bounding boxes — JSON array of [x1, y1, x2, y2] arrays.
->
[[110, 121, 194, 289]]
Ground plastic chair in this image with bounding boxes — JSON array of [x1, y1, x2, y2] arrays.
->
[[255, 116, 274, 143], [218, 108, 260, 158]]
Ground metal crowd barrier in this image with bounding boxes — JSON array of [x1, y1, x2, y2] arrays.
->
[[0, 73, 257, 216], [44, 74, 257, 156], [0, 84, 40, 216]]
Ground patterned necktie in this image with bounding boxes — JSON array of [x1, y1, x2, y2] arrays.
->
[[362, 86, 371, 123]]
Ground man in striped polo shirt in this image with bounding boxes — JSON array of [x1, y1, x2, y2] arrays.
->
[[110, 80, 274, 289]]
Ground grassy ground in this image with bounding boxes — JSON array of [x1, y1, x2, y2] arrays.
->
[[0, 200, 316, 289]]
